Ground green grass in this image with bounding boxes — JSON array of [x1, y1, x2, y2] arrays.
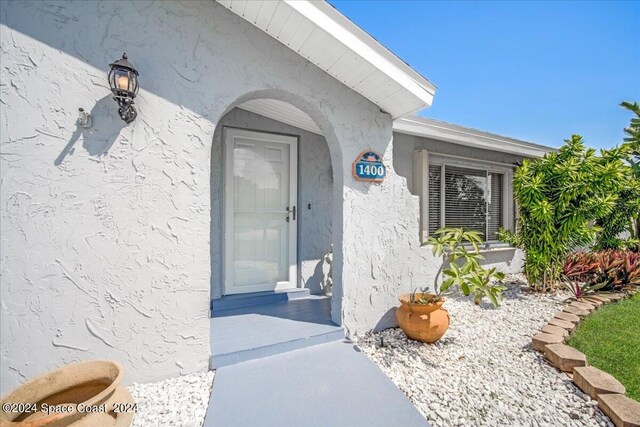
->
[[568, 293, 640, 401]]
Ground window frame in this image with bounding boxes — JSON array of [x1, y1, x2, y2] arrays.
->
[[414, 150, 515, 245]]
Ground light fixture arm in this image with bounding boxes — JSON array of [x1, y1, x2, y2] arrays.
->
[[114, 96, 137, 124]]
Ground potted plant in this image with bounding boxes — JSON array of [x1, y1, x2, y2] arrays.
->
[[396, 228, 507, 343], [0, 359, 134, 426]]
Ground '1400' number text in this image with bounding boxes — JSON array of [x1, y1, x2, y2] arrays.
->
[[357, 164, 384, 176]]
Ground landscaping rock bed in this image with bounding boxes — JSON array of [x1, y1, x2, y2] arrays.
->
[[357, 275, 614, 427], [128, 370, 214, 427]]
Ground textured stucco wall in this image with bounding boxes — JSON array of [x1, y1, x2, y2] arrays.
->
[[210, 108, 333, 298], [0, 0, 423, 392], [0, 0, 524, 393]]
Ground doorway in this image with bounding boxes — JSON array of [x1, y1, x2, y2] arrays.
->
[[223, 128, 298, 294]]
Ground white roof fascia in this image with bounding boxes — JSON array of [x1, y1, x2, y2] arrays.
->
[[289, 1, 436, 105], [218, 0, 436, 118], [393, 116, 556, 158]]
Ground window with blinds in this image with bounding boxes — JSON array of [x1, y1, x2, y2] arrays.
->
[[427, 163, 505, 241]]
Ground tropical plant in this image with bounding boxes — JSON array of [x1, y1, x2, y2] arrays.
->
[[502, 101, 640, 290], [593, 250, 640, 290], [562, 252, 600, 283], [408, 293, 441, 305], [418, 227, 506, 307], [562, 250, 640, 293], [501, 131, 634, 291], [561, 253, 606, 298], [561, 280, 607, 300], [622, 101, 640, 240], [594, 102, 640, 251], [625, 239, 640, 252]]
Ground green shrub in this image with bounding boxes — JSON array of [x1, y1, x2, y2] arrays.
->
[[502, 101, 639, 291], [501, 137, 622, 290], [425, 227, 506, 307], [594, 102, 640, 250]]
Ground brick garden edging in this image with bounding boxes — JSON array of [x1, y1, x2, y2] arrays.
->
[[532, 292, 640, 427]]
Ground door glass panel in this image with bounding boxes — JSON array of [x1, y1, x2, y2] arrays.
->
[[232, 137, 290, 288]]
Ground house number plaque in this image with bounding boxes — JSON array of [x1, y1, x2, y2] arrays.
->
[[353, 150, 386, 182]]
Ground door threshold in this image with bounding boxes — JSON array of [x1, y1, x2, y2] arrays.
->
[[211, 288, 311, 312]]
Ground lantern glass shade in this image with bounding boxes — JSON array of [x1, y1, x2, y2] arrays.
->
[[109, 67, 138, 96], [108, 54, 139, 97], [116, 69, 129, 91]]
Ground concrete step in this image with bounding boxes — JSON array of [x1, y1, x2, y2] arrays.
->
[[210, 296, 344, 369], [210, 326, 345, 368], [211, 288, 310, 311]]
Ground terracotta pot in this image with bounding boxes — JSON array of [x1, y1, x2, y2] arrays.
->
[[0, 360, 133, 427], [396, 293, 450, 343]]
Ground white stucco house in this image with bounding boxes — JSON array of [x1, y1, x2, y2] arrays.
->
[[0, 0, 553, 393]]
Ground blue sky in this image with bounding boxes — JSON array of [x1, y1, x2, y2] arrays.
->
[[329, 1, 640, 149]]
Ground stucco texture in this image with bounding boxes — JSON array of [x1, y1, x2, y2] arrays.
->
[[0, 0, 415, 392], [0, 0, 521, 393]]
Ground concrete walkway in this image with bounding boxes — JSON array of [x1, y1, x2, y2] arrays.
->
[[204, 340, 428, 427], [210, 296, 344, 368]]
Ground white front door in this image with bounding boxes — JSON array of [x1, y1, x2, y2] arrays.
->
[[224, 128, 298, 295]]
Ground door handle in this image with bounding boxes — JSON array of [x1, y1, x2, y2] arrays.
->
[[286, 206, 296, 221]]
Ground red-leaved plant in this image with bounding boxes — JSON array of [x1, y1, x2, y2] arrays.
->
[[561, 254, 602, 298], [562, 250, 640, 298]]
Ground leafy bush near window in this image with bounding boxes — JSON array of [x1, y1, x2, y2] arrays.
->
[[425, 227, 506, 307], [562, 250, 640, 298], [501, 102, 640, 291]]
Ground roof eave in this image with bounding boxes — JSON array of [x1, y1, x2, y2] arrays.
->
[[393, 116, 556, 158], [302, 1, 437, 100], [218, 0, 435, 119]]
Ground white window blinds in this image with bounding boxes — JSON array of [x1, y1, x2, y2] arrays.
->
[[488, 172, 504, 240], [426, 162, 507, 242], [444, 166, 487, 240], [428, 165, 442, 238]]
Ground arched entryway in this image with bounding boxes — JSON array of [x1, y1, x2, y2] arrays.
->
[[208, 91, 345, 368]]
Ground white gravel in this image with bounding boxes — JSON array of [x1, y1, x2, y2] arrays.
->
[[127, 370, 214, 427], [357, 275, 614, 427]]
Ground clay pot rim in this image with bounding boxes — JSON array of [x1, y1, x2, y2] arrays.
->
[[0, 359, 124, 424], [399, 293, 446, 305], [399, 293, 446, 314]]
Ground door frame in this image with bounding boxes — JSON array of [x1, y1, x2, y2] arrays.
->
[[223, 127, 298, 295]]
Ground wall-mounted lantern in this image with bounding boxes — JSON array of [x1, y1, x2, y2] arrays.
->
[[108, 53, 139, 124]]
